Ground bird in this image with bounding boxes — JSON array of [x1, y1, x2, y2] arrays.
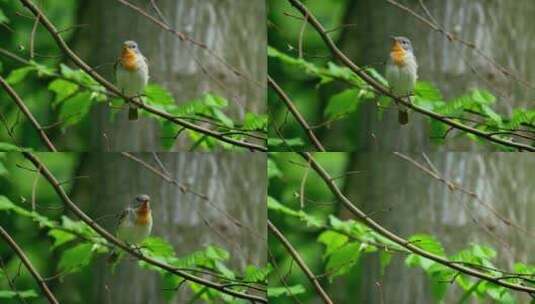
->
[[108, 194, 153, 263], [115, 40, 149, 120], [385, 36, 418, 125]]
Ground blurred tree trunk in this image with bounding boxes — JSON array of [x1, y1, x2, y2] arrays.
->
[[85, 153, 266, 303], [75, 0, 266, 151], [333, 0, 535, 151], [339, 152, 535, 303]]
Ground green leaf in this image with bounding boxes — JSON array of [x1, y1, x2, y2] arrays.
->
[[243, 265, 271, 283], [0, 195, 15, 210], [48, 79, 79, 106], [205, 245, 229, 261], [142, 237, 176, 258], [324, 242, 360, 280], [0, 142, 30, 151], [145, 84, 174, 105], [48, 229, 76, 249], [159, 121, 180, 150], [58, 243, 94, 274], [0, 290, 38, 299], [267, 158, 282, 179], [379, 251, 392, 276], [268, 285, 305, 298], [242, 113, 267, 131], [211, 108, 234, 128], [203, 94, 228, 108], [59, 92, 92, 127], [0, 9, 10, 24], [415, 81, 442, 101], [471, 89, 496, 105], [268, 137, 304, 148], [6, 66, 35, 85], [317, 230, 348, 257], [324, 89, 359, 119], [408, 234, 445, 256]]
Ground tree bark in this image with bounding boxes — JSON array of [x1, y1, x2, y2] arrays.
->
[[76, 0, 266, 151], [336, 0, 535, 151], [86, 152, 266, 303]]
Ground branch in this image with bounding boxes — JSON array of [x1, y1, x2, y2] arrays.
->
[[268, 220, 333, 304], [18, 0, 266, 152], [0, 225, 59, 304], [286, 0, 535, 151], [297, 152, 535, 294], [0, 75, 57, 151], [21, 152, 267, 303], [268, 76, 325, 151]]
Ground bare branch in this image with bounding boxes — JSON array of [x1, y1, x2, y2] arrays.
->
[[268, 220, 334, 304], [0, 225, 59, 304], [0, 75, 57, 151], [268, 76, 325, 151]]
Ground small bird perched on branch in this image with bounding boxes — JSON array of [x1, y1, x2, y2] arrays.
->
[[115, 40, 149, 120], [108, 194, 153, 263], [385, 36, 418, 125]]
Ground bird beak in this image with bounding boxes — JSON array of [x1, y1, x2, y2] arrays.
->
[[390, 36, 397, 42]]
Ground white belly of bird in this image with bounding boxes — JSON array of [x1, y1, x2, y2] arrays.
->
[[116, 60, 149, 97], [116, 220, 152, 244], [385, 56, 418, 97]]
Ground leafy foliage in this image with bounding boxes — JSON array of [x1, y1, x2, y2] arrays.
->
[[269, 46, 535, 150], [268, 154, 535, 303]]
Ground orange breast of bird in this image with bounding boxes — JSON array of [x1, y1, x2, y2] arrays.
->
[[390, 41, 406, 67], [121, 48, 139, 71], [136, 204, 151, 225]]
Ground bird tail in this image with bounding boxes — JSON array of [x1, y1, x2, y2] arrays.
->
[[398, 109, 409, 125], [107, 248, 120, 264], [128, 106, 138, 120]]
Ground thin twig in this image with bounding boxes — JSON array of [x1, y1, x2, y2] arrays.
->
[[0, 75, 57, 151], [268, 221, 333, 304], [0, 225, 59, 304], [268, 76, 325, 151]]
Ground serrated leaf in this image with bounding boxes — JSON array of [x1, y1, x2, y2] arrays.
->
[[145, 84, 174, 105], [317, 230, 348, 257], [0, 290, 38, 299], [142, 237, 175, 257], [268, 285, 305, 298], [0, 9, 10, 24], [48, 229, 76, 249], [6, 66, 34, 85], [324, 242, 360, 280], [268, 137, 304, 148], [324, 89, 359, 119], [244, 265, 271, 283], [204, 94, 228, 108], [59, 92, 92, 127], [415, 81, 442, 101], [58, 243, 93, 273], [0, 142, 30, 151], [408, 234, 445, 256], [267, 158, 282, 179], [159, 120, 180, 150], [48, 79, 79, 106]]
